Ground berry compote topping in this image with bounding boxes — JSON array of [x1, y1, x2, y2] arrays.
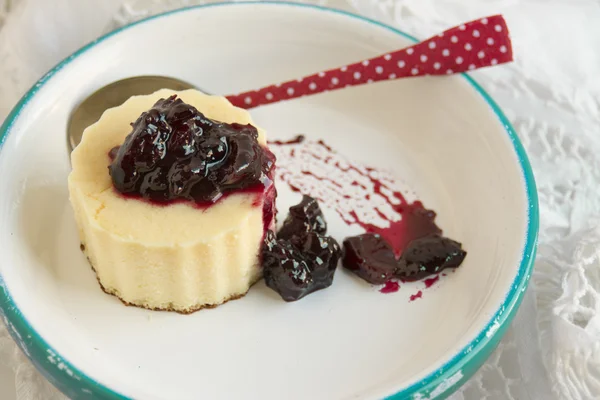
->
[[277, 195, 326, 240], [109, 95, 276, 204], [262, 196, 341, 301], [342, 233, 466, 284], [395, 234, 466, 282]]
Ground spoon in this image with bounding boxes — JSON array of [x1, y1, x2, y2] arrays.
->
[[67, 15, 512, 153], [67, 76, 195, 153]]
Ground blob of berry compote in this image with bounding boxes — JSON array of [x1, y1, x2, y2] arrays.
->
[[262, 196, 342, 301], [342, 233, 467, 285], [109, 95, 276, 205]]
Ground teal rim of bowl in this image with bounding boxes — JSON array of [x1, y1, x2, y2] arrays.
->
[[0, 2, 539, 399]]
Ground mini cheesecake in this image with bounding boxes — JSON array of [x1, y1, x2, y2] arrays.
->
[[68, 89, 276, 313]]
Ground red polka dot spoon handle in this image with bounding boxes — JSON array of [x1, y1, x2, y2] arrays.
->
[[226, 15, 512, 109]]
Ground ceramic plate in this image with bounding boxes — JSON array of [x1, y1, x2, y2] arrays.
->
[[0, 3, 538, 399]]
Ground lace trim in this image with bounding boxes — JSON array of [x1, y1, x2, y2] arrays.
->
[[1, 1, 600, 399]]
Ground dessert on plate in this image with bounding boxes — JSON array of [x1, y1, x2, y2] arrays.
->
[[68, 89, 276, 313], [68, 88, 467, 311]]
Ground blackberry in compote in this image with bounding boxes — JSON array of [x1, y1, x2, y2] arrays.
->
[[395, 234, 466, 281], [262, 197, 341, 301], [278, 195, 326, 240], [342, 234, 397, 284], [262, 231, 315, 302]]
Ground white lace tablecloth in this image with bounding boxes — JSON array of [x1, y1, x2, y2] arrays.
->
[[1, 0, 599, 399]]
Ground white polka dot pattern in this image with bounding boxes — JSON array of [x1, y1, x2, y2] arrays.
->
[[227, 15, 513, 109]]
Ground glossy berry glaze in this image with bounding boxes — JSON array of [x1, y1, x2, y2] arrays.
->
[[262, 196, 341, 301], [108, 95, 277, 233], [109, 95, 276, 204]]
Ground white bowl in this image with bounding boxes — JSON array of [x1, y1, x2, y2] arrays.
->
[[0, 3, 538, 399]]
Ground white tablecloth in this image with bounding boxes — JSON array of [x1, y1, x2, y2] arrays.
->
[[1, 0, 599, 399]]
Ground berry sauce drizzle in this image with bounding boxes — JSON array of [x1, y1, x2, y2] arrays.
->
[[424, 275, 440, 289], [269, 136, 441, 257], [380, 281, 400, 294], [269, 136, 467, 297], [410, 291, 423, 302], [269, 135, 306, 146]]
